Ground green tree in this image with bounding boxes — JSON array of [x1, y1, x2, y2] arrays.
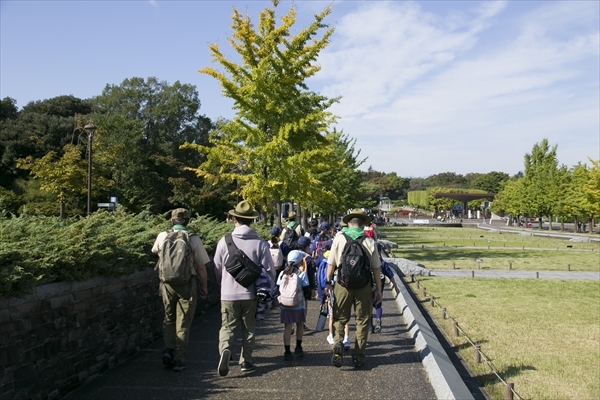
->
[[425, 172, 467, 189], [470, 171, 510, 193], [190, 0, 338, 220], [522, 139, 560, 229], [16, 144, 90, 219], [91, 77, 214, 214], [0, 97, 19, 121]]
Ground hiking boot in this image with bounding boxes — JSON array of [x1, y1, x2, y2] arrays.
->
[[326, 334, 334, 345], [162, 348, 174, 368], [294, 346, 304, 357], [373, 318, 382, 333], [284, 352, 293, 361], [218, 349, 230, 377], [331, 341, 343, 368], [172, 360, 187, 372], [240, 361, 255, 372], [343, 336, 350, 350], [352, 356, 364, 369]]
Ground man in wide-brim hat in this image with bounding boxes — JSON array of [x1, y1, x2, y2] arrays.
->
[[212, 201, 276, 377], [324, 208, 382, 369]]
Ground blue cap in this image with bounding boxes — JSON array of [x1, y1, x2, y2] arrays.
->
[[319, 222, 330, 230], [270, 226, 281, 236], [297, 236, 311, 249], [287, 250, 307, 265]]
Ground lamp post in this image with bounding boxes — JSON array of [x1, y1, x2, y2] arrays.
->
[[84, 124, 97, 216]]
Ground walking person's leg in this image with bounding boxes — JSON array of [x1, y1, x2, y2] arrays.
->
[[352, 284, 374, 367], [331, 284, 352, 367], [239, 299, 257, 369], [217, 300, 240, 377], [172, 282, 197, 371], [161, 283, 177, 368]]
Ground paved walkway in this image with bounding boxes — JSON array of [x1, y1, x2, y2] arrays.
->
[[430, 270, 600, 280], [62, 286, 439, 400]]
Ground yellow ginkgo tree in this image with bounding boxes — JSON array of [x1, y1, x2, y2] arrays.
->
[[185, 0, 341, 221]]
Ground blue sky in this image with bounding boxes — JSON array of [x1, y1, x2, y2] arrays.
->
[[1, 0, 598, 178]]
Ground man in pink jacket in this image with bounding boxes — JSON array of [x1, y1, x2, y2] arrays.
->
[[213, 201, 276, 377]]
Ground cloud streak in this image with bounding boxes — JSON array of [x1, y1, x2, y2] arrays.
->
[[313, 1, 599, 176]]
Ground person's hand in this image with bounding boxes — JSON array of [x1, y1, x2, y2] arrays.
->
[[199, 287, 208, 300], [324, 283, 333, 297], [374, 289, 382, 304]]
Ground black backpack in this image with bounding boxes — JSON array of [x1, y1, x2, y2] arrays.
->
[[283, 224, 300, 250], [337, 233, 371, 289]]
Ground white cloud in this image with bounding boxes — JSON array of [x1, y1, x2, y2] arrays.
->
[[311, 1, 599, 177]]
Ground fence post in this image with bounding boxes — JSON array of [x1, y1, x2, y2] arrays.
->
[[568, 264, 571, 271], [430, 297, 435, 306], [475, 345, 481, 363], [423, 287, 427, 297], [509, 262, 512, 270], [536, 271, 539, 279], [453, 321, 459, 337], [453, 262, 455, 269], [506, 382, 514, 400], [471, 271, 475, 278], [442, 307, 447, 319]]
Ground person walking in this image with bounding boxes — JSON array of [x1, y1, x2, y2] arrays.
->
[[152, 208, 210, 372], [325, 209, 382, 369], [277, 250, 311, 361], [213, 201, 276, 377]]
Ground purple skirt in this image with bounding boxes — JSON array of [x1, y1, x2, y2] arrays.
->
[[280, 308, 306, 324]]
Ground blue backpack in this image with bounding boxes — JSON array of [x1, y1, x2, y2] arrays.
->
[[316, 258, 329, 289]]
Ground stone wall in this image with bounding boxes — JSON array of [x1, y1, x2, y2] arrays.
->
[[0, 268, 164, 400]]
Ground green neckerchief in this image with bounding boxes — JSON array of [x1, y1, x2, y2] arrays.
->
[[172, 224, 188, 231], [344, 227, 364, 240], [287, 221, 297, 229]]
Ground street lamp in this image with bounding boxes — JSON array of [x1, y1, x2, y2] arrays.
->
[[84, 124, 97, 216]]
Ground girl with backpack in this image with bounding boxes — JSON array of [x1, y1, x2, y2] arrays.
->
[[277, 250, 311, 361]]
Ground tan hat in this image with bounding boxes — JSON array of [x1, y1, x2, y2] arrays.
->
[[287, 211, 297, 220], [171, 208, 190, 220], [229, 201, 259, 219], [342, 208, 372, 225]]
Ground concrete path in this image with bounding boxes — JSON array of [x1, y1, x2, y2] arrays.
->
[[62, 285, 440, 400], [430, 270, 600, 280]]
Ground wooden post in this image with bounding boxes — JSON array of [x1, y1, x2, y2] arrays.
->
[[452, 262, 455, 269], [475, 345, 481, 363], [453, 321, 459, 337], [506, 382, 514, 400], [568, 264, 571, 271], [423, 287, 426, 297], [509, 262, 512, 270], [536, 271, 539, 279], [442, 307, 447, 319], [471, 270, 475, 278]]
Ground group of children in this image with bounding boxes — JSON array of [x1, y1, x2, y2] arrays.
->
[[260, 218, 399, 360]]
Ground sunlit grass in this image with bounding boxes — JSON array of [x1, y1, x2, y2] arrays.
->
[[405, 277, 600, 400], [379, 226, 599, 272]]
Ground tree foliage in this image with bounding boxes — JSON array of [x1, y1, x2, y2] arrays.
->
[[190, 0, 340, 218]]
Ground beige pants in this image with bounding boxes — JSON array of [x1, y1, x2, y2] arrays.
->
[[218, 299, 258, 364], [332, 283, 373, 359], [161, 281, 197, 362]]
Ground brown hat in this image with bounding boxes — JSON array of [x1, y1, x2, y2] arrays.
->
[[287, 211, 297, 220], [229, 201, 259, 219], [342, 208, 372, 225], [171, 208, 190, 220]]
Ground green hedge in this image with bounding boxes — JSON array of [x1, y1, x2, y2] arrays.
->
[[0, 210, 271, 298]]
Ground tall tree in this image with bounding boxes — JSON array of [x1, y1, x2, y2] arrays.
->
[[470, 171, 510, 193], [91, 77, 214, 214], [189, 0, 338, 220], [522, 139, 560, 229]]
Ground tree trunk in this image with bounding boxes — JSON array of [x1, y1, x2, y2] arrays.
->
[[548, 214, 553, 231], [573, 217, 578, 233], [276, 202, 282, 227], [560, 219, 564, 231], [539, 215, 543, 230], [59, 202, 65, 220]]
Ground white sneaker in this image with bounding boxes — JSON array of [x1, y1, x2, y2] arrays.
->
[[326, 334, 334, 345], [343, 336, 350, 349]]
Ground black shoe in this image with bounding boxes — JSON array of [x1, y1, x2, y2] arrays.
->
[[331, 341, 343, 368], [294, 347, 304, 357], [218, 349, 230, 377], [303, 324, 310, 331], [172, 360, 187, 372], [284, 352, 293, 361], [352, 356, 364, 368], [240, 361, 255, 372], [162, 349, 174, 367]]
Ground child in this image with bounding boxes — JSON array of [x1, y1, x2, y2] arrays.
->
[[277, 250, 311, 361], [269, 226, 284, 277], [371, 243, 401, 333]]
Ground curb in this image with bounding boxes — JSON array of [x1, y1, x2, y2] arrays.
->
[[389, 267, 475, 400]]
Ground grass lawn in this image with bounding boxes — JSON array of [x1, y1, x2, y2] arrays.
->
[[379, 226, 599, 272], [405, 277, 600, 400]]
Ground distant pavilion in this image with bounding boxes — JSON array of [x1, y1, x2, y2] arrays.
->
[[431, 192, 496, 221]]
